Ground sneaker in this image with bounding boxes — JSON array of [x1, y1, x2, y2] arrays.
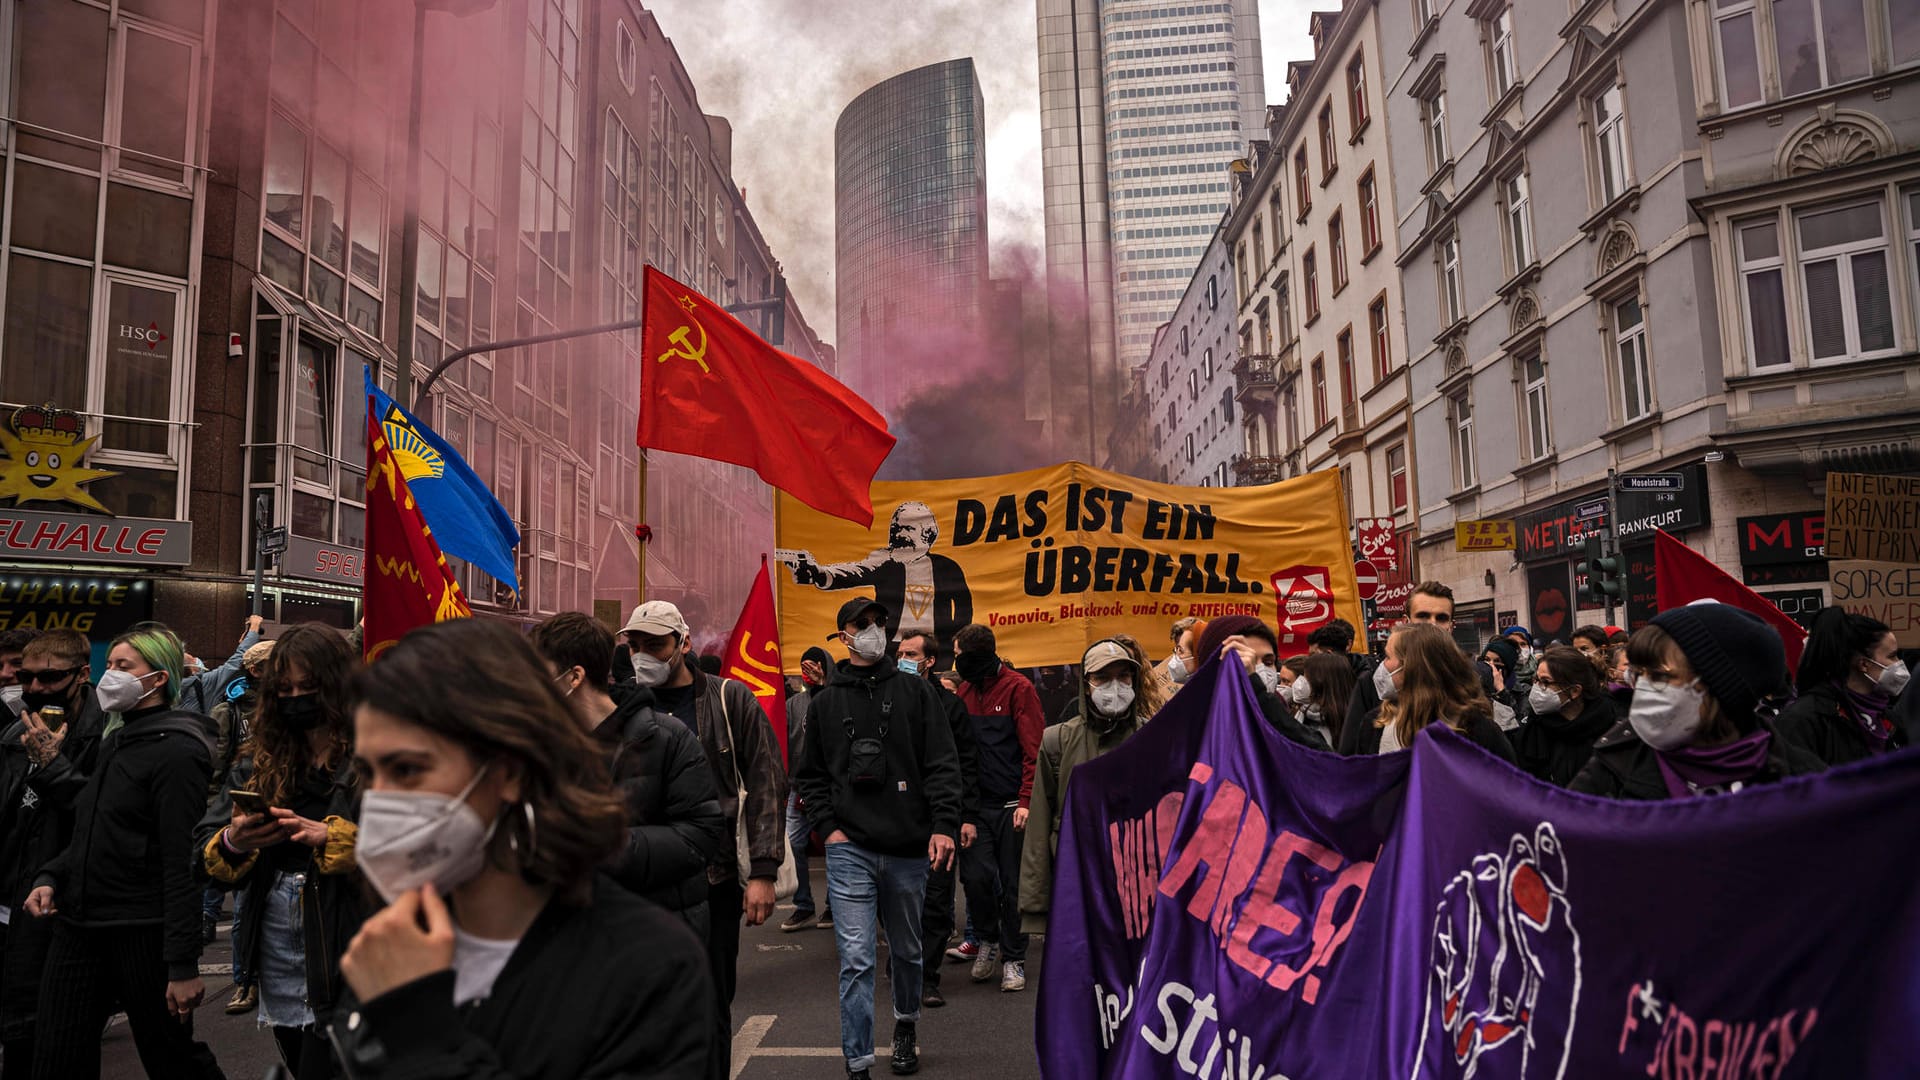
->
[[946, 940, 979, 964], [1000, 960, 1027, 993], [816, 909, 834, 929], [890, 1022, 919, 1075], [778, 910, 815, 933], [201, 914, 218, 945], [921, 985, 947, 1008], [225, 984, 257, 1015], [969, 944, 999, 983]]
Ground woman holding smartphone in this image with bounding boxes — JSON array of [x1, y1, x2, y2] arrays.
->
[[196, 624, 365, 1079]]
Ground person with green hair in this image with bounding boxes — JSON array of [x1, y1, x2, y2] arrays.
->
[[23, 624, 225, 1079]]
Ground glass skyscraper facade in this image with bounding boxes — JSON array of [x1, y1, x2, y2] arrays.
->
[[835, 58, 989, 422]]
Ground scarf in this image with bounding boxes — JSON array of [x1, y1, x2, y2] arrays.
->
[[1655, 729, 1773, 798], [955, 650, 1001, 688], [1837, 682, 1895, 753]]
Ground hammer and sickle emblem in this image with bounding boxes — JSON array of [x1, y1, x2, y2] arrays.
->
[[657, 321, 711, 373]]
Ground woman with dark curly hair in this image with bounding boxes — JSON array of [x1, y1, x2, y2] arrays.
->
[[195, 623, 363, 1078], [328, 618, 712, 1080]]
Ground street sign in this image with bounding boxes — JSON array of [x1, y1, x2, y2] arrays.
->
[[260, 526, 288, 556], [1353, 558, 1379, 600], [1355, 518, 1398, 572], [1575, 498, 1609, 521], [1619, 472, 1685, 492]]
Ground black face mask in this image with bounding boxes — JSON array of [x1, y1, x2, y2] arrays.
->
[[276, 694, 326, 732], [21, 688, 71, 714], [955, 651, 999, 686]]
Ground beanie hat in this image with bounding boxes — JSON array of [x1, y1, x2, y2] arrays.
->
[[1649, 602, 1787, 728], [1483, 638, 1520, 675], [1195, 615, 1271, 666]]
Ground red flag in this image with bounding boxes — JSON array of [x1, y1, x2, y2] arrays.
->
[[722, 558, 788, 766], [363, 411, 472, 661], [1653, 528, 1807, 671], [638, 267, 894, 525]]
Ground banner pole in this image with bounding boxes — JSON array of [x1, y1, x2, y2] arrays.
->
[[636, 286, 648, 602]]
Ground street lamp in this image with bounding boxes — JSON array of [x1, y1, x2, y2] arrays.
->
[[394, 0, 497, 409]]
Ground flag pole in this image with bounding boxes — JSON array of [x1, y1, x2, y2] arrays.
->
[[636, 283, 648, 602]]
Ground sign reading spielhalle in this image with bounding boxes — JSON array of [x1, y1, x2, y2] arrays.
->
[[774, 464, 1359, 670]]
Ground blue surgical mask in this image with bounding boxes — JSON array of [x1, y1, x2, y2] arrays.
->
[[897, 657, 924, 677]]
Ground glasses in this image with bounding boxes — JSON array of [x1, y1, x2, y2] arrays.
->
[[19, 666, 79, 686], [1534, 675, 1559, 689], [846, 615, 879, 632]]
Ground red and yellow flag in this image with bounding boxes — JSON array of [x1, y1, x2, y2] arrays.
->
[[722, 557, 788, 766], [363, 411, 471, 661]]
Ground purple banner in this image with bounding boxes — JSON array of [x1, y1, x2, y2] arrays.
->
[[1037, 659, 1920, 1078]]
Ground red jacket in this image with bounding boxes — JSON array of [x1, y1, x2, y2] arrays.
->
[[956, 663, 1045, 809]]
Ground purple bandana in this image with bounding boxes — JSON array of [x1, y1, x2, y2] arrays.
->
[[1840, 683, 1895, 753], [1655, 729, 1773, 798]]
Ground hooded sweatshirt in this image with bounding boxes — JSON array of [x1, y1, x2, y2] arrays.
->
[[1018, 675, 1143, 935], [794, 660, 963, 856]]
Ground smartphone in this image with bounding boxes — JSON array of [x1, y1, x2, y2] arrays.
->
[[230, 790, 271, 815], [36, 705, 65, 733]]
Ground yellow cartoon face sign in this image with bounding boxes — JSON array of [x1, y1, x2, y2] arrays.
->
[[0, 405, 118, 513]]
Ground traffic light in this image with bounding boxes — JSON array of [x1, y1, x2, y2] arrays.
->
[[1579, 535, 1626, 607]]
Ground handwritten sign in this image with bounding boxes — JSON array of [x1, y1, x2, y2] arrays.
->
[[1824, 473, 1920, 563]]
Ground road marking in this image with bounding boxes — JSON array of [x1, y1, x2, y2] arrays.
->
[[755, 942, 803, 952], [731, 1015, 843, 1077]]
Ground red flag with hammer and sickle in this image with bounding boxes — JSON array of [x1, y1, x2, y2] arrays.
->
[[637, 267, 895, 526], [362, 409, 471, 661], [722, 557, 788, 767]]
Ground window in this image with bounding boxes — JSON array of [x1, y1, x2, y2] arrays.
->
[[1269, 190, 1285, 247], [1347, 53, 1370, 135], [1421, 88, 1449, 173], [1415, 0, 1435, 24], [1488, 7, 1518, 98], [1237, 243, 1250, 303], [1386, 444, 1408, 512], [1277, 275, 1293, 341], [1714, 0, 1765, 108], [1303, 247, 1320, 323], [1318, 103, 1337, 179], [1736, 216, 1792, 369], [1336, 328, 1357, 413], [1451, 393, 1476, 488], [1796, 200, 1895, 360], [1203, 347, 1215, 380], [1520, 353, 1551, 462], [1440, 233, 1463, 326], [1504, 173, 1533, 268], [1612, 295, 1653, 422], [1358, 169, 1381, 255], [1369, 295, 1391, 381], [1185, 433, 1195, 464], [1188, 369, 1200, 401], [1295, 149, 1312, 217], [1591, 85, 1630, 204], [616, 20, 638, 93], [1774, 0, 1871, 96], [1329, 213, 1349, 293], [1311, 355, 1328, 428], [1253, 220, 1266, 277]]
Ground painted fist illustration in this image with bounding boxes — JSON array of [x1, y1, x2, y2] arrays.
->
[[1417, 822, 1582, 1080]]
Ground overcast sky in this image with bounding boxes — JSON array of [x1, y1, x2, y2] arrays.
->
[[647, 0, 1317, 342]]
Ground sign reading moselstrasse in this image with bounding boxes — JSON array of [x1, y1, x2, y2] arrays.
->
[[0, 506, 192, 566]]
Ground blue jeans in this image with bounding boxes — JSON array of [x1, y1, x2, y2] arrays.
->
[[787, 794, 815, 917], [825, 841, 928, 1071]]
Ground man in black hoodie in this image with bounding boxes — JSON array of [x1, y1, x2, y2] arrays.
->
[[795, 599, 962, 1080]]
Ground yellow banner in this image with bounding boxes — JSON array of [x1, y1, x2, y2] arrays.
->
[[774, 463, 1359, 670], [1455, 520, 1516, 551]]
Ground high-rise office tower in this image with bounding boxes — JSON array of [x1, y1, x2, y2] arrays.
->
[[1037, 0, 1265, 461], [835, 58, 990, 422]]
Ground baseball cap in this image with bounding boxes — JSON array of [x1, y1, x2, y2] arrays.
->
[[242, 640, 276, 670], [828, 598, 887, 640], [1082, 639, 1136, 674], [622, 600, 690, 639]]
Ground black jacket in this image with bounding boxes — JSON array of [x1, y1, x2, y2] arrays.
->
[[35, 706, 214, 980], [1510, 696, 1622, 787], [1338, 703, 1517, 763], [1771, 683, 1905, 767], [1567, 720, 1825, 800], [932, 682, 986, 829], [599, 685, 726, 924], [329, 876, 712, 1080], [1249, 675, 1333, 752], [195, 755, 368, 1021], [796, 661, 963, 856]]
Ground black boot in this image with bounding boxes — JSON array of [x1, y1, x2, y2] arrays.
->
[[848, 1069, 872, 1080], [890, 1021, 919, 1075]]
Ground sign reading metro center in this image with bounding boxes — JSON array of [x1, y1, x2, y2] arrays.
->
[[774, 463, 1360, 670]]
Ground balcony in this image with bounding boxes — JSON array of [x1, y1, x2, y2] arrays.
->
[[1231, 453, 1286, 486], [1233, 354, 1279, 404]]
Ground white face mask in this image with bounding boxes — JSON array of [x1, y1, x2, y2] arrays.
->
[[847, 625, 888, 662], [96, 668, 161, 713], [1, 684, 22, 716], [1867, 656, 1911, 698], [356, 765, 498, 905], [1165, 654, 1189, 684], [1285, 675, 1311, 705], [632, 652, 674, 688], [1374, 661, 1400, 702], [1254, 663, 1281, 693], [1527, 682, 1565, 717], [1090, 681, 1135, 717], [1627, 676, 1707, 750]]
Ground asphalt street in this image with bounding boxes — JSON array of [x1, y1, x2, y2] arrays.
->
[[99, 869, 1044, 1079]]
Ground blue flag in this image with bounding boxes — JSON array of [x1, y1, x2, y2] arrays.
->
[[364, 369, 520, 591]]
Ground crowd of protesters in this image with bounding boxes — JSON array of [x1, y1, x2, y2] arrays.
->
[[0, 576, 1908, 1080]]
